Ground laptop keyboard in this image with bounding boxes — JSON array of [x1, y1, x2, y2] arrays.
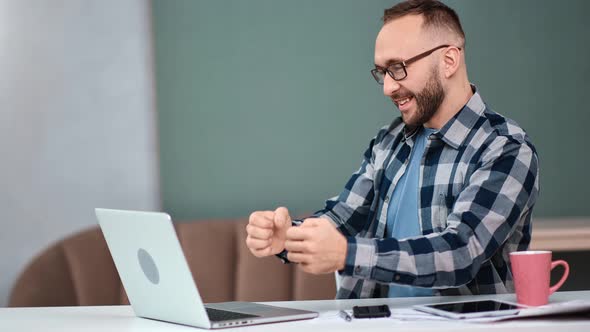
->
[[205, 307, 259, 322]]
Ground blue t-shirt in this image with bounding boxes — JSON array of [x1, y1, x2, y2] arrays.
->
[[386, 127, 436, 297]]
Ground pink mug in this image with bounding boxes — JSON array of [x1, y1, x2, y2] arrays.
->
[[510, 250, 569, 306]]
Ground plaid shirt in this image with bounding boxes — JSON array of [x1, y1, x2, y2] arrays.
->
[[307, 87, 539, 299]]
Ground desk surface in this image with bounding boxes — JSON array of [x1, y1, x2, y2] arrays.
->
[[2, 291, 589, 331]]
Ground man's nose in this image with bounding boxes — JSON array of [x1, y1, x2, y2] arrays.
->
[[383, 74, 401, 97]]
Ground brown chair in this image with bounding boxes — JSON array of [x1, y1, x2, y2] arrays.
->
[[9, 219, 336, 307]]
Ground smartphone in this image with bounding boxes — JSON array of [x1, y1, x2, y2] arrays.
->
[[413, 299, 524, 319], [352, 305, 391, 318]]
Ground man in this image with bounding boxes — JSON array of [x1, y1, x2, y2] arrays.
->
[[246, 0, 539, 299]]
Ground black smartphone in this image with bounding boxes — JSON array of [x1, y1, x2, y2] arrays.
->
[[352, 305, 391, 319]]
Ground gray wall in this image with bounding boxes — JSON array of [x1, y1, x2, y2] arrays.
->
[[153, 0, 590, 221], [0, 1, 160, 306]]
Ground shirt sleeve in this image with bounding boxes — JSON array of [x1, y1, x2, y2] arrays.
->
[[341, 137, 539, 288]]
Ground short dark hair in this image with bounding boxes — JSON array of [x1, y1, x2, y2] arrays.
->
[[383, 0, 465, 46]]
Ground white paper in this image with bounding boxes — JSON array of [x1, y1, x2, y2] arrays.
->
[[465, 300, 590, 323]]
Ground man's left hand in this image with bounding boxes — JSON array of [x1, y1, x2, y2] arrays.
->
[[284, 218, 347, 274]]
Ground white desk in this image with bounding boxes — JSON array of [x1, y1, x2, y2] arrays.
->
[[2, 291, 589, 331]]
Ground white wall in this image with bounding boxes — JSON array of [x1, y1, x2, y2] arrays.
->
[[0, 0, 160, 306]]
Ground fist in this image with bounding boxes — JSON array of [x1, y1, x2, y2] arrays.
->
[[246, 207, 292, 257]]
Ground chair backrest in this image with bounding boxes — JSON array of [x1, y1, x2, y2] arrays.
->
[[9, 219, 336, 307]]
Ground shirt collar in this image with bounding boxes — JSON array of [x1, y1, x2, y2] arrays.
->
[[399, 85, 485, 148], [436, 85, 485, 149]]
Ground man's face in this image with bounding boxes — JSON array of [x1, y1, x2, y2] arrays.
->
[[374, 15, 445, 127]]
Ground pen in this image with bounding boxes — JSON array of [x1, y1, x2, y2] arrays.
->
[[339, 310, 352, 322]]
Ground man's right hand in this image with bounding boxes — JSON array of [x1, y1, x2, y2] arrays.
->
[[246, 207, 292, 257]]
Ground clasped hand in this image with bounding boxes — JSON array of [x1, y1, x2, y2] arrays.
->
[[246, 207, 347, 274], [285, 217, 347, 274]]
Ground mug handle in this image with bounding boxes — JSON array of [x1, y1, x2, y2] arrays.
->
[[549, 260, 570, 295]]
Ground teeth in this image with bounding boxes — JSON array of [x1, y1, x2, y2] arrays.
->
[[399, 97, 410, 105]]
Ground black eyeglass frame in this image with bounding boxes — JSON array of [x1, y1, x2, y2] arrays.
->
[[371, 44, 461, 84]]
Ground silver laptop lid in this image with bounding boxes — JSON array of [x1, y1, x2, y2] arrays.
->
[[96, 208, 211, 328], [95, 208, 318, 329]]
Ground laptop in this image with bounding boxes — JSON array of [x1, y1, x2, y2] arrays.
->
[[95, 208, 318, 329]]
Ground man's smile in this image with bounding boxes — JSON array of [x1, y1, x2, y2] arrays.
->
[[393, 95, 415, 111]]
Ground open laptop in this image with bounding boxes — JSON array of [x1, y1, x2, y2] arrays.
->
[[95, 208, 318, 329]]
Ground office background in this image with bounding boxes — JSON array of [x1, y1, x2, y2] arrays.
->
[[0, 0, 588, 306], [0, 0, 160, 307]]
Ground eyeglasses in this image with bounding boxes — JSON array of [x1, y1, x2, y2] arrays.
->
[[371, 45, 459, 84]]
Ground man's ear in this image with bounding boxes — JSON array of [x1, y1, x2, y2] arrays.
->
[[442, 46, 461, 78]]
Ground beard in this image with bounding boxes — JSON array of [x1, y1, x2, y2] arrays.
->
[[392, 67, 445, 127]]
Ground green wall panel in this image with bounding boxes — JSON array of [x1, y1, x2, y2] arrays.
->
[[152, 0, 590, 220]]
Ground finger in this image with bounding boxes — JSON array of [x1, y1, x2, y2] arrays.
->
[[286, 226, 312, 241], [300, 218, 321, 228], [246, 235, 272, 250], [300, 263, 323, 275], [300, 263, 311, 274], [284, 240, 307, 253], [287, 252, 311, 264], [249, 210, 275, 221], [252, 247, 272, 257], [274, 206, 291, 229], [300, 262, 315, 274], [246, 224, 273, 240], [248, 211, 274, 228]]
